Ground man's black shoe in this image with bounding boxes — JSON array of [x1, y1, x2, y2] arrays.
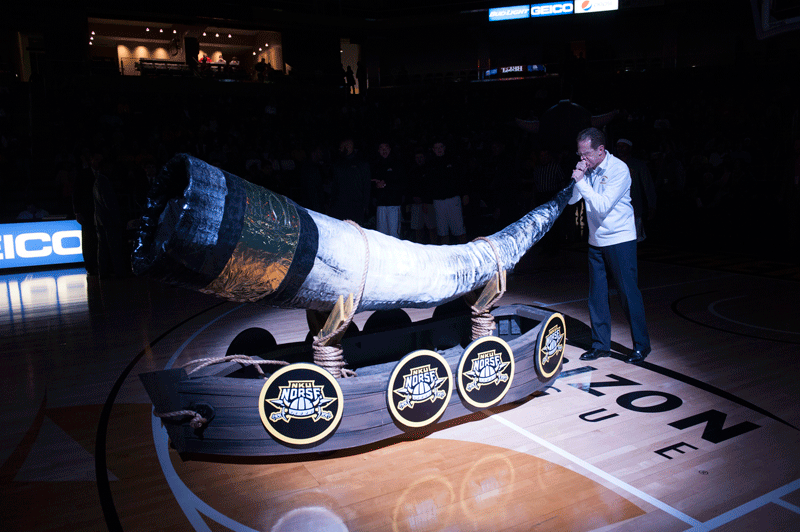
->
[[579, 348, 610, 361], [626, 347, 651, 364]]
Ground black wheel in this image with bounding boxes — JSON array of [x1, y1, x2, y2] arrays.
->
[[363, 309, 412, 331], [226, 327, 277, 358], [432, 297, 472, 318]]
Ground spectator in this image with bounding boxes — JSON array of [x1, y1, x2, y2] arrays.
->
[[371, 141, 407, 238]]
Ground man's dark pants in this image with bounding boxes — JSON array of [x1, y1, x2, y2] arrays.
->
[[587, 239, 650, 353]]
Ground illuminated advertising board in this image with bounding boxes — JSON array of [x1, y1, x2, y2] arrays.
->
[[530, 2, 574, 17], [489, 2, 617, 21], [573, 0, 619, 14], [0, 221, 84, 270], [484, 65, 546, 79], [489, 5, 531, 21]]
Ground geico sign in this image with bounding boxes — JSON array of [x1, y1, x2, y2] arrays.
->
[[0, 231, 83, 259], [531, 2, 574, 16]]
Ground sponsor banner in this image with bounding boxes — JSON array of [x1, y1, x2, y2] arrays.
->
[[0, 221, 84, 270], [485, 64, 547, 79], [574, 0, 619, 14], [530, 2, 574, 17], [489, 5, 531, 21], [258, 363, 344, 446], [490, 2, 617, 22]]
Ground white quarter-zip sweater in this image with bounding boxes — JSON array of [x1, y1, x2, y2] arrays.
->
[[568, 151, 637, 247]]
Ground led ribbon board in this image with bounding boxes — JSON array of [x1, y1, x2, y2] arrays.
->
[[530, 2, 574, 17], [489, 1, 617, 21], [0, 221, 83, 270], [489, 5, 531, 21], [574, 0, 619, 14]]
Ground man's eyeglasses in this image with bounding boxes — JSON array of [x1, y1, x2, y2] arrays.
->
[[577, 147, 602, 158]]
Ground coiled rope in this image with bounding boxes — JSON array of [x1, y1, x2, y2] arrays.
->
[[470, 236, 506, 341], [153, 355, 289, 428], [311, 220, 369, 379]]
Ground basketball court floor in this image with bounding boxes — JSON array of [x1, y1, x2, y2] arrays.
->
[[1, 244, 799, 531]]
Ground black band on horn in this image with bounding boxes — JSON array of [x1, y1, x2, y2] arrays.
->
[[132, 154, 247, 290], [259, 202, 319, 307]]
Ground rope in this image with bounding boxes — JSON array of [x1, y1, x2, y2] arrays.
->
[[312, 220, 369, 378], [470, 236, 507, 341], [153, 410, 208, 429], [184, 354, 288, 377], [153, 355, 289, 429]]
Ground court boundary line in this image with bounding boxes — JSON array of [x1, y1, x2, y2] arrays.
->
[[487, 412, 800, 531], [686, 478, 800, 531], [487, 411, 702, 527], [155, 303, 259, 532]]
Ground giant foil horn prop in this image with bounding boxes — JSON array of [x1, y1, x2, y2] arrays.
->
[[132, 154, 574, 312]]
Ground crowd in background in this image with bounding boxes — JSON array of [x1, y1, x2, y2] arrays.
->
[[0, 64, 798, 276]]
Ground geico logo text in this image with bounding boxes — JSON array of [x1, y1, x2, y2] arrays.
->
[[0, 231, 83, 260]]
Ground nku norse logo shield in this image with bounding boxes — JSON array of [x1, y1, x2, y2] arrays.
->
[[258, 363, 343, 446], [536, 313, 566, 379], [388, 350, 453, 428], [457, 336, 515, 409], [267, 380, 335, 422], [463, 349, 510, 392], [394, 364, 448, 410]]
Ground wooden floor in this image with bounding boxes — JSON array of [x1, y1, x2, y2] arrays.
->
[[1, 244, 799, 532]]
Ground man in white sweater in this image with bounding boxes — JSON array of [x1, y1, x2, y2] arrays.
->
[[569, 128, 651, 364]]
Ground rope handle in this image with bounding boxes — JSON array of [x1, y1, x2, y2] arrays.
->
[[312, 220, 369, 378], [154, 410, 208, 429], [469, 237, 507, 340], [184, 354, 289, 377]]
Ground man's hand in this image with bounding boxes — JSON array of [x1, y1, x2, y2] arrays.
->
[[572, 160, 588, 182]]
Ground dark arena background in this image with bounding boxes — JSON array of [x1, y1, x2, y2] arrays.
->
[[1, 1, 799, 531]]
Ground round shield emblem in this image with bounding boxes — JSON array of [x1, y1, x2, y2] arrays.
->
[[536, 313, 566, 379], [258, 363, 344, 446], [388, 350, 453, 428], [457, 336, 515, 409]]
